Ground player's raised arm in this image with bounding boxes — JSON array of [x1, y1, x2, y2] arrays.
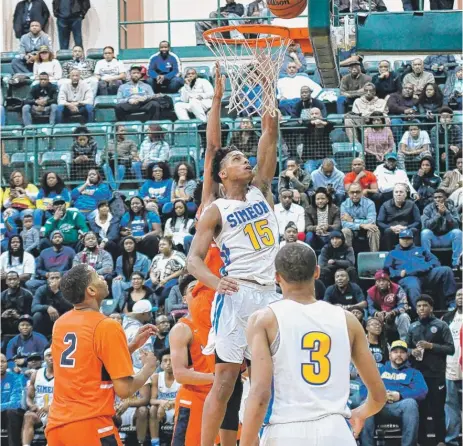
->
[[346, 311, 387, 438], [240, 309, 275, 446], [170, 322, 214, 386], [202, 62, 225, 209]]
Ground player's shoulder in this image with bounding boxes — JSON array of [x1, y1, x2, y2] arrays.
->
[[249, 305, 277, 329]]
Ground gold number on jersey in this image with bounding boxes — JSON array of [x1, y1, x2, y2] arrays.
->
[[301, 332, 331, 385], [243, 219, 275, 251]]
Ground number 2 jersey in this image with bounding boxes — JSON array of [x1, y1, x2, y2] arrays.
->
[[213, 186, 279, 285], [265, 300, 351, 425]]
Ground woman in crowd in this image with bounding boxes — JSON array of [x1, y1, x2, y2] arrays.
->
[[119, 196, 162, 257], [120, 271, 156, 314], [2, 171, 39, 227], [305, 187, 341, 250], [71, 169, 112, 216], [363, 111, 395, 171], [139, 162, 173, 212], [164, 199, 195, 254], [70, 127, 98, 181], [111, 236, 150, 312], [412, 155, 442, 211], [229, 118, 260, 166], [34, 172, 70, 226], [147, 236, 186, 308], [169, 162, 197, 214], [418, 82, 444, 122], [33, 46, 62, 83], [88, 200, 121, 262], [365, 317, 389, 367]]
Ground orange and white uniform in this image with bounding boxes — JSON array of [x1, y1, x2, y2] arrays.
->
[[172, 317, 213, 446], [46, 310, 134, 446]]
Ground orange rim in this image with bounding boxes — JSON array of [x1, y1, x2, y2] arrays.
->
[[203, 24, 292, 48]]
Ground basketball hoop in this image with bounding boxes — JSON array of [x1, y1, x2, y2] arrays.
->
[[203, 25, 293, 117]]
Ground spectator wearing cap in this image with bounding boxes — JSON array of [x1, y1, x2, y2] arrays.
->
[[442, 288, 462, 446], [32, 46, 62, 83], [337, 61, 372, 114], [148, 41, 184, 94], [0, 236, 35, 286], [274, 189, 305, 239], [359, 340, 428, 446], [341, 183, 380, 252], [373, 152, 418, 203], [115, 65, 162, 122], [377, 183, 421, 251], [279, 42, 307, 75], [122, 300, 156, 369], [406, 295, 455, 446], [1, 271, 33, 336], [367, 270, 411, 340], [384, 230, 457, 310], [5, 315, 48, 371], [26, 230, 75, 294], [94, 46, 127, 96], [293, 86, 327, 120], [279, 222, 310, 248], [344, 158, 380, 205], [421, 188, 462, 271], [372, 60, 401, 99], [22, 72, 58, 126], [323, 268, 366, 311], [31, 272, 73, 336], [41, 196, 89, 250], [319, 231, 357, 286]]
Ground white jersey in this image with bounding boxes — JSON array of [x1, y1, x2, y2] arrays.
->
[[157, 371, 180, 401], [266, 300, 351, 425], [214, 186, 279, 285], [34, 367, 54, 408]]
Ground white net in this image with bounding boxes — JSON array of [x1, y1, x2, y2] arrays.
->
[[204, 26, 292, 117]]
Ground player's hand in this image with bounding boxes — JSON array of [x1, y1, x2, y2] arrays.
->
[[29, 404, 39, 413], [348, 406, 368, 439], [47, 306, 60, 321], [37, 406, 49, 418], [417, 340, 432, 350], [139, 350, 157, 373], [216, 277, 239, 295], [213, 61, 226, 99], [129, 325, 158, 353], [400, 270, 407, 278], [116, 401, 129, 416]]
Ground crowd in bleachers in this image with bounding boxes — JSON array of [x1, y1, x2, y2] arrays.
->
[[1, 1, 462, 445]]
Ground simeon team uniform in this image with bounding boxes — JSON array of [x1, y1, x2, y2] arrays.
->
[[157, 370, 180, 425], [261, 300, 355, 446], [34, 366, 54, 426], [208, 186, 280, 363], [172, 317, 213, 446]]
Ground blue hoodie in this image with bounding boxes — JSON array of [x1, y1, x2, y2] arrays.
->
[[384, 243, 441, 280], [360, 361, 428, 402], [311, 165, 345, 195], [1, 371, 23, 411], [148, 51, 180, 80], [71, 183, 112, 212]]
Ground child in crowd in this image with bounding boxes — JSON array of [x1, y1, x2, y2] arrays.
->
[[398, 123, 431, 170], [20, 214, 40, 254], [70, 127, 98, 181]]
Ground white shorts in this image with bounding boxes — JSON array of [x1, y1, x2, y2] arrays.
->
[[39, 413, 48, 427], [206, 280, 280, 364], [260, 415, 357, 446], [120, 407, 136, 427]]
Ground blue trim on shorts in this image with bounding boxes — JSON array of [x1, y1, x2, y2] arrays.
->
[[263, 378, 275, 425], [213, 293, 225, 333]]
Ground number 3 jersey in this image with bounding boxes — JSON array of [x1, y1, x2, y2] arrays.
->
[[265, 300, 351, 425], [213, 186, 279, 285]]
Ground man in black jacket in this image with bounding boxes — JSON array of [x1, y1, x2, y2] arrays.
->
[[372, 60, 401, 99], [13, 0, 50, 39], [52, 0, 90, 49], [406, 294, 455, 446], [22, 72, 58, 125], [31, 272, 73, 336], [387, 83, 418, 142]]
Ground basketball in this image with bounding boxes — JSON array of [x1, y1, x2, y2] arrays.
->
[[267, 0, 307, 19]]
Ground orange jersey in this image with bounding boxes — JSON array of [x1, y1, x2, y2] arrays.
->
[[47, 310, 134, 431]]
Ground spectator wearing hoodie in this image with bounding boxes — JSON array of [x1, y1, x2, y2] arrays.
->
[[421, 188, 462, 270], [319, 231, 357, 286], [367, 270, 411, 340], [443, 64, 463, 109], [147, 41, 184, 94], [412, 156, 442, 211], [341, 183, 380, 252], [384, 229, 457, 310], [377, 183, 421, 251], [359, 340, 428, 446], [71, 169, 112, 216], [310, 159, 345, 206]]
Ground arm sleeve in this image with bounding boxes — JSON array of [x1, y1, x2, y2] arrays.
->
[[92, 184, 112, 201], [400, 369, 428, 401], [353, 284, 366, 303], [431, 324, 456, 357], [27, 230, 40, 252], [94, 318, 134, 379], [48, 85, 59, 105], [75, 212, 90, 233], [377, 204, 388, 231], [0, 376, 22, 411], [148, 56, 159, 79], [407, 205, 421, 231], [367, 295, 377, 317], [164, 56, 178, 80], [341, 202, 360, 231]]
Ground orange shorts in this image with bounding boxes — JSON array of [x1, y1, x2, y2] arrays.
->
[[172, 388, 208, 446], [46, 416, 122, 446]]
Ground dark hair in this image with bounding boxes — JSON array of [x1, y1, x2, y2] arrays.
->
[[73, 126, 90, 137], [146, 161, 171, 181], [103, 46, 115, 53], [128, 196, 148, 220], [157, 348, 171, 362], [275, 244, 317, 283], [170, 199, 190, 230], [87, 169, 102, 184], [279, 188, 293, 197], [38, 72, 49, 77], [439, 106, 454, 115], [121, 236, 137, 280], [9, 170, 28, 189], [368, 111, 386, 125], [173, 162, 195, 182], [455, 150, 463, 162], [419, 82, 443, 105], [60, 264, 93, 305], [146, 124, 166, 141], [22, 214, 33, 220], [130, 271, 144, 280], [72, 45, 83, 50], [286, 158, 300, 166], [82, 231, 98, 243], [159, 40, 170, 48], [419, 155, 436, 175], [179, 274, 197, 297], [212, 146, 235, 184], [97, 200, 110, 209], [8, 236, 24, 266], [38, 49, 54, 62], [416, 294, 434, 307], [312, 187, 332, 206], [40, 171, 66, 195], [434, 188, 448, 197], [6, 271, 19, 278], [160, 236, 174, 249]]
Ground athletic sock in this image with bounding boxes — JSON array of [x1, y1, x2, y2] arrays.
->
[[151, 438, 160, 446]]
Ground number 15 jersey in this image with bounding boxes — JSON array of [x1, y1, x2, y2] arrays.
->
[[213, 186, 279, 285], [266, 300, 351, 425]]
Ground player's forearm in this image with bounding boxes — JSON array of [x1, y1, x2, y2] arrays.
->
[[175, 368, 214, 385], [207, 95, 222, 152], [123, 367, 154, 399], [356, 391, 387, 420], [240, 391, 271, 446], [187, 255, 220, 291]]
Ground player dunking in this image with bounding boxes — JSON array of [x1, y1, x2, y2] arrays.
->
[[45, 264, 158, 446], [188, 60, 280, 446], [240, 243, 387, 446]]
